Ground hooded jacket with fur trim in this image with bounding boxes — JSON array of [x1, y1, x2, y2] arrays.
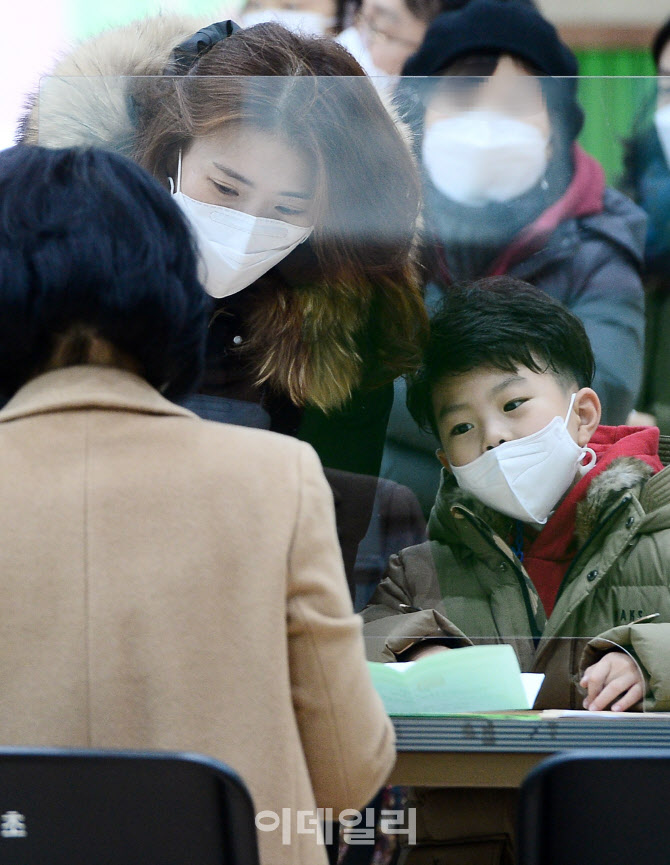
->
[[18, 15, 422, 477], [363, 428, 670, 709], [19, 16, 207, 153]]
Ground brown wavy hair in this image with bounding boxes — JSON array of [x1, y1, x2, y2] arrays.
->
[[132, 23, 427, 410]]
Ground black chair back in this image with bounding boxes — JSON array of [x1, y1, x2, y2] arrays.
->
[[517, 748, 670, 865], [0, 748, 260, 865]]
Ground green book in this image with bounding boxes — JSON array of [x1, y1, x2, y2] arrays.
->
[[368, 644, 541, 716]]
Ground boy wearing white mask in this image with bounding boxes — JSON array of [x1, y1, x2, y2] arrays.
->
[[364, 277, 670, 714], [364, 276, 670, 863], [383, 0, 646, 522]]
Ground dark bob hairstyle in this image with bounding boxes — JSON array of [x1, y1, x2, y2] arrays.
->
[[0, 145, 208, 399]]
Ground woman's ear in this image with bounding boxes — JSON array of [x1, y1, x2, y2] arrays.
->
[[573, 387, 601, 447]]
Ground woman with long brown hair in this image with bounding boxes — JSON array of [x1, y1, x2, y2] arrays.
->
[[21, 18, 427, 479]]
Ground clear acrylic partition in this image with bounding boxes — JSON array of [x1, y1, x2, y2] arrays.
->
[[36, 75, 667, 711], [35, 74, 425, 243]]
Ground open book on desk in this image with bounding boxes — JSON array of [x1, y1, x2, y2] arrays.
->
[[368, 644, 544, 716]]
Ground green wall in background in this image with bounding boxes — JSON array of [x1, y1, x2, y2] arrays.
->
[[576, 49, 657, 185]]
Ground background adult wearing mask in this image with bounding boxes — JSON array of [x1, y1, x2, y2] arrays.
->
[[337, 0, 438, 82], [238, 0, 342, 36], [0, 143, 395, 865], [625, 17, 670, 435], [382, 0, 647, 516], [336, 0, 537, 82]]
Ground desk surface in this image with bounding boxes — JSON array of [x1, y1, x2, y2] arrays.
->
[[389, 713, 670, 787]]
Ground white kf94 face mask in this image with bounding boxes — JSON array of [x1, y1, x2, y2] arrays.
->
[[239, 8, 335, 36], [449, 394, 597, 525], [654, 103, 670, 170], [170, 152, 314, 299], [422, 109, 549, 207], [336, 26, 399, 93]]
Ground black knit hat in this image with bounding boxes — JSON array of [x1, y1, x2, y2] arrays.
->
[[652, 17, 670, 69], [401, 0, 582, 139], [403, 0, 577, 77]]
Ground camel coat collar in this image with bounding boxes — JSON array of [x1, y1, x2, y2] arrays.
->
[[0, 366, 195, 423]]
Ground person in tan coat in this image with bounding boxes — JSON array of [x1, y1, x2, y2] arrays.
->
[[0, 144, 395, 865]]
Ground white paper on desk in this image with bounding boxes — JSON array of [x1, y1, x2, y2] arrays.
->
[[522, 673, 545, 707], [368, 644, 541, 716], [539, 709, 670, 719]]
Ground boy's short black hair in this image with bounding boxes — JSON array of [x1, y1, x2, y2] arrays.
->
[[407, 276, 595, 438], [0, 144, 208, 399]]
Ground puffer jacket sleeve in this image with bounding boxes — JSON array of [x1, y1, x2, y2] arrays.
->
[[361, 549, 472, 662], [286, 443, 395, 813], [581, 622, 670, 711]]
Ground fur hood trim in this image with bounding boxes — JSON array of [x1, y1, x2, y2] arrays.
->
[[19, 15, 209, 150], [18, 16, 421, 412], [574, 456, 654, 543], [429, 456, 655, 549]]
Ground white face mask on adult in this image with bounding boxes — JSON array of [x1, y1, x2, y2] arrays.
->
[[654, 103, 670, 169], [336, 26, 397, 87], [240, 8, 335, 36], [449, 394, 597, 525], [422, 109, 549, 207], [170, 152, 313, 299]]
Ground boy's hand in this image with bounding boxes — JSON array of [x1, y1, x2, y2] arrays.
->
[[580, 652, 644, 712]]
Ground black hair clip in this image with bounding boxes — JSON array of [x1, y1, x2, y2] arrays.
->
[[167, 20, 241, 74]]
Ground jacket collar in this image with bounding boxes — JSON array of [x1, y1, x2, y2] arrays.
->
[[0, 366, 195, 423], [490, 145, 605, 275], [429, 444, 667, 552]]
